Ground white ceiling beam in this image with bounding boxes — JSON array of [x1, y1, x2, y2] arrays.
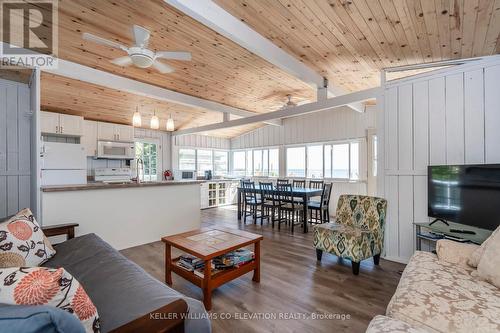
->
[[1, 42, 281, 126], [165, 0, 364, 113], [174, 86, 379, 136], [46, 59, 282, 126]]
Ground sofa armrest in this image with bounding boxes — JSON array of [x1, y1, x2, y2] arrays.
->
[[436, 239, 479, 268], [41, 223, 79, 240], [110, 298, 188, 333]]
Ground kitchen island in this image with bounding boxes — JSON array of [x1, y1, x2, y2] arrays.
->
[[41, 180, 203, 250]]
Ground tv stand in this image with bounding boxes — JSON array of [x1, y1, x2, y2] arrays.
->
[[429, 218, 449, 226]]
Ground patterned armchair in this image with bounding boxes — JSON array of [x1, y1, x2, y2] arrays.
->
[[313, 195, 387, 275]]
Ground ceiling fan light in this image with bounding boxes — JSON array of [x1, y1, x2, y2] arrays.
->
[[166, 116, 175, 132], [132, 109, 142, 127], [150, 114, 159, 130]]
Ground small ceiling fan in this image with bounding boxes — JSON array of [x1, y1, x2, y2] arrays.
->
[[82, 25, 192, 74], [280, 94, 297, 109]]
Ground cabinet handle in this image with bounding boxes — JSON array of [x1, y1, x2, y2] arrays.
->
[[60, 126, 63, 133], [117, 134, 120, 141], [56, 126, 59, 133]]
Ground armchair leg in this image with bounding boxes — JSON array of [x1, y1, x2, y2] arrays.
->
[[373, 254, 380, 266], [316, 249, 323, 261], [351, 261, 360, 275]]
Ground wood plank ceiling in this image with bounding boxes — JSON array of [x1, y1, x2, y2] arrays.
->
[[38, 0, 317, 137], [41, 73, 263, 138], [215, 0, 500, 91]]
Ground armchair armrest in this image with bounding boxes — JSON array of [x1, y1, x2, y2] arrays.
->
[[436, 239, 479, 268], [110, 298, 188, 333], [41, 223, 79, 240]]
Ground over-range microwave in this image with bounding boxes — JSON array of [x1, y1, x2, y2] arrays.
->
[[97, 140, 135, 160]]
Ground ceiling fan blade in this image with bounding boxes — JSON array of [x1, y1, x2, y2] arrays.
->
[[152, 60, 174, 74], [110, 56, 133, 67], [82, 32, 128, 51], [155, 51, 192, 61], [132, 25, 150, 48]]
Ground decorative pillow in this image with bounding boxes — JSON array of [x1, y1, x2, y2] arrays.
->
[[436, 239, 479, 268], [0, 208, 56, 267], [468, 225, 500, 268], [477, 228, 500, 288], [0, 267, 100, 333]]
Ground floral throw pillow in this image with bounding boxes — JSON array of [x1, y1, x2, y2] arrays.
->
[[0, 208, 56, 267], [0, 266, 100, 333]]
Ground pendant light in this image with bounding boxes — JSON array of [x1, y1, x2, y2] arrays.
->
[[166, 114, 175, 131], [150, 110, 159, 130], [132, 106, 142, 127]]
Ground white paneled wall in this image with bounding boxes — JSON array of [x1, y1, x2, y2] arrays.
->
[[0, 78, 31, 219], [231, 106, 376, 148], [381, 57, 500, 263]]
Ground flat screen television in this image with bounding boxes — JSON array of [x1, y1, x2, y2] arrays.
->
[[428, 164, 500, 230]]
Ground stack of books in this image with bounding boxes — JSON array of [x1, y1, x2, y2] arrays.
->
[[176, 249, 255, 278], [176, 254, 205, 271]]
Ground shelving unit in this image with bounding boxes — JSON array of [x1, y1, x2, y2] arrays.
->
[[200, 180, 239, 209]]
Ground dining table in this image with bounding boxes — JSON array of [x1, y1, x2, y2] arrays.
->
[[236, 185, 323, 233]]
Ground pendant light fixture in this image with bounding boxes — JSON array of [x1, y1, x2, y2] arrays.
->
[[150, 110, 159, 130], [132, 106, 142, 127], [166, 114, 175, 131]]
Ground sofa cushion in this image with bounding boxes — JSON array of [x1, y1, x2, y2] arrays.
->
[[435, 239, 479, 268], [477, 228, 500, 288], [43, 233, 211, 333], [0, 304, 85, 333], [0, 266, 99, 332], [468, 225, 500, 268], [366, 315, 430, 333], [0, 208, 56, 267], [387, 251, 500, 333]]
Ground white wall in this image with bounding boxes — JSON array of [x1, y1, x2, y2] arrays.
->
[[380, 56, 500, 263], [230, 105, 379, 214], [0, 78, 31, 219]]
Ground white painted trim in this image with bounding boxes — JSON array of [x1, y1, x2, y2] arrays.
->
[[1, 42, 281, 127], [173, 87, 381, 135], [164, 0, 364, 113]]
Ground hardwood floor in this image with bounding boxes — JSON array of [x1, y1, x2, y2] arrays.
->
[[121, 206, 405, 333]]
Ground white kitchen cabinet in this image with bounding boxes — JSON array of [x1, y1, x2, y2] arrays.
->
[[40, 111, 83, 136], [40, 111, 59, 135], [82, 120, 98, 156], [98, 122, 134, 142], [200, 181, 239, 209], [59, 114, 83, 136], [200, 183, 209, 209], [116, 124, 134, 142]]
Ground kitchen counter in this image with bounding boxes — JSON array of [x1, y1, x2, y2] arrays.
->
[[41, 180, 205, 192]]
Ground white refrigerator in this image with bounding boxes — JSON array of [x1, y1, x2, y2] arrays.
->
[[41, 142, 87, 186]]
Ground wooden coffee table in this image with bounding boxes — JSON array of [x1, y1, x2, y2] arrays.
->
[[162, 227, 263, 310]]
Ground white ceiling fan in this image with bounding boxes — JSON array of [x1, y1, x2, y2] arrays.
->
[[82, 25, 192, 74]]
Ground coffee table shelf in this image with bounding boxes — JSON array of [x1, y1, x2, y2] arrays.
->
[[162, 228, 263, 310]]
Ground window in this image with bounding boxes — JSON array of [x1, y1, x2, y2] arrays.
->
[[253, 150, 263, 176], [246, 150, 253, 176], [135, 141, 158, 182], [307, 145, 323, 178], [350, 142, 359, 180], [372, 135, 378, 177], [332, 143, 349, 178], [214, 151, 228, 176], [232, 151, 246, 177], [269, 149, 279, 177], [178, 149, 195, 171], [196, 150, 213, 176], [286, 147, 306, 177], [324, 145, 332, 178]]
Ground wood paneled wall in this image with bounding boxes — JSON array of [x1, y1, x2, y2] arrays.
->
[[381, 57, 500, 263], [0, 79, 31, 219]]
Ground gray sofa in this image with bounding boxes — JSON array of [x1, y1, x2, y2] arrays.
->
[[38, 231, 211, 332]]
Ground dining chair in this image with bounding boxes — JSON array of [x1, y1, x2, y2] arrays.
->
[[309, 180, 324, 189], [276, 179, 289, 186], [292, 179, 306, 188], [308, 183, 332, 224], [259, 182, 281, 227], [241, 181, 261, 224], [276, 183, 303, 234]]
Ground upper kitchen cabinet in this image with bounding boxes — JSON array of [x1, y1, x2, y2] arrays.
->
[[82, 120, 98, 156], [40, 111, 83, 136], [97, 122, 134, 142]]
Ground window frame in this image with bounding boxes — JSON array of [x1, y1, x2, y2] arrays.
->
[[231, 146, 280, 178], [135, 138, 161, 182], [178, 147, 230, 177]]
